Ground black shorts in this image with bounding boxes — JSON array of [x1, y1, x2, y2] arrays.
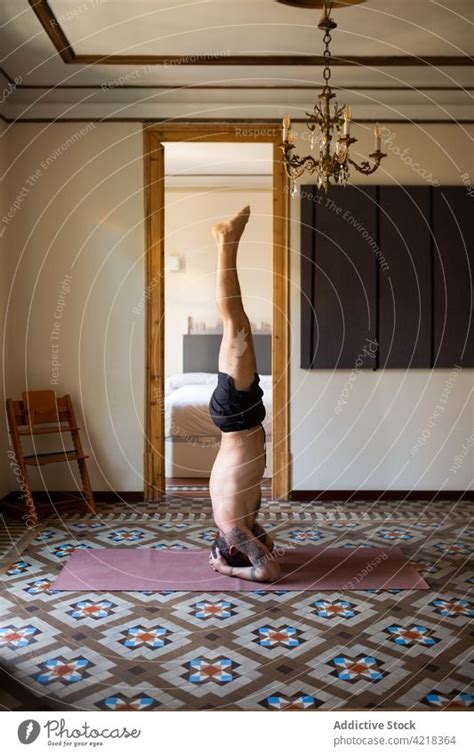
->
[[209, 371, 266, 432], [209, 370, 267, 467]]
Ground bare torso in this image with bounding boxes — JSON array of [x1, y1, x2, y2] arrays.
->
[[209, 424, 265, 530]]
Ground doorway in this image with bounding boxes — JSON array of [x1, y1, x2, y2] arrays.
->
[[143, 123, 290, 500]]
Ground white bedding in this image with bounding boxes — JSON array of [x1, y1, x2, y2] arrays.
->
[[165, 372, 272, 440]]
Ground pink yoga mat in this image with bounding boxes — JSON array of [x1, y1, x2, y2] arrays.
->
[[51, 546, 429, 591]]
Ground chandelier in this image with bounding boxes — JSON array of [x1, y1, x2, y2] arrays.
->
[[281, 0, 387, 193]]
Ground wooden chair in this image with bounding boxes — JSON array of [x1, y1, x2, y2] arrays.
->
[[6, 390, 96, 525]]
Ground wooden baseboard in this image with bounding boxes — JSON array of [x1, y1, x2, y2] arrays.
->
[[0, 491, 149, 522], [289, 489, 474, 502], [0, 490, 147, 503]]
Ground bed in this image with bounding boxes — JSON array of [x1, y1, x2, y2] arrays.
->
[[165, 334, 272, 478]]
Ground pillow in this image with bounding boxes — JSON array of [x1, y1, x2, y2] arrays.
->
[[165, 372, 217, 395]]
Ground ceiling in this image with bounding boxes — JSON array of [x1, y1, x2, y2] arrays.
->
[[0, 0, 472, 121], [165, 141, 274, 186], [165, 142, 273, 174]]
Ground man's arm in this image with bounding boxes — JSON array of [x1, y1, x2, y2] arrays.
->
[[252, 520, 274, 552], [209, 523, 280, 582]]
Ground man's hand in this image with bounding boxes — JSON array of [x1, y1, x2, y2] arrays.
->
[[209, 547, 232, 576], [213, 524, 281, 583]]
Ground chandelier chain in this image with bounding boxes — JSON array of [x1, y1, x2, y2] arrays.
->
[[322, 0, 334, 88], [323, 30, 331, 85], [280, 0, 386, 192]]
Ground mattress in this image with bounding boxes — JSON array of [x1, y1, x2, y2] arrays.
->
[[165, 372, 272, 440]]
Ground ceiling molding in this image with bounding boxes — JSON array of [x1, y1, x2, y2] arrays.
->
[[2, 115, 473, 124], [29, 0, 75, 63], [62, 54, 474, 67], [28, 0, 474, 68], [2, 75, 472, 93], [0, 66, 15, 86]]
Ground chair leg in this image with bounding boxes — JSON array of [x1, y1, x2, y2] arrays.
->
[[6, 399, 39, 527], [65, 395, 96, 516], [18, 463, 39, 527], [77, 457, 96, 515], [9, 456, 39, 527]]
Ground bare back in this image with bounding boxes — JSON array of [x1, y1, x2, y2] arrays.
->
[[209, 425, 265, 530]]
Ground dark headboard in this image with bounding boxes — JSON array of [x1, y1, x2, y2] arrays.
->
[[183, 334, 272, 374]]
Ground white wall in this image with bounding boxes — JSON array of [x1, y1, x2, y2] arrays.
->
[[165, 186, 273, 378], [3, 122, 145, 492], [289, 122, 474, 492], [1, 120, 472, 493]]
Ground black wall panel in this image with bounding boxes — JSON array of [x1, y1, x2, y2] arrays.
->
[[300, 185, 377, 369], [301, 184, 473, 369], [379, 186, 432, 367], [432, 187, 474, 368]]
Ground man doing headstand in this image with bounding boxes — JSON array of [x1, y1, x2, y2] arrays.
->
[[208, 206, 281, 583]]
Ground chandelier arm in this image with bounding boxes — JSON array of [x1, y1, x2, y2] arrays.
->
[[281, 146, 321, 180], [348, 152, 387, 175]]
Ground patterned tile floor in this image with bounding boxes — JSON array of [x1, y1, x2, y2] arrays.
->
[[0, 496, 472, 712]]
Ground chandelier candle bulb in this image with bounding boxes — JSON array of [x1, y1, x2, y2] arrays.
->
[[282, 114, 291, 142], [343, 105, 352, 136], [375, 123, 381, 151]]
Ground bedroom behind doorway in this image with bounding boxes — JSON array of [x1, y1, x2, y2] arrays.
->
[[164, 142, 274, 488]]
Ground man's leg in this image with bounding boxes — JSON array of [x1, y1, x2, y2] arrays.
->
[[212, 205, 257, 390]]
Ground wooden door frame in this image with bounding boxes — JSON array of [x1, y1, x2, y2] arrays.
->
[[143, 122, 290, 500]]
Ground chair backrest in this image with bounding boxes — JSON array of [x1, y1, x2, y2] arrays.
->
[[21, 390, 59, 425], [7, 391, 73, 433]]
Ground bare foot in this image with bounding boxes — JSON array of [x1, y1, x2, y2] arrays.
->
[[212, 205, 250, 244]]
